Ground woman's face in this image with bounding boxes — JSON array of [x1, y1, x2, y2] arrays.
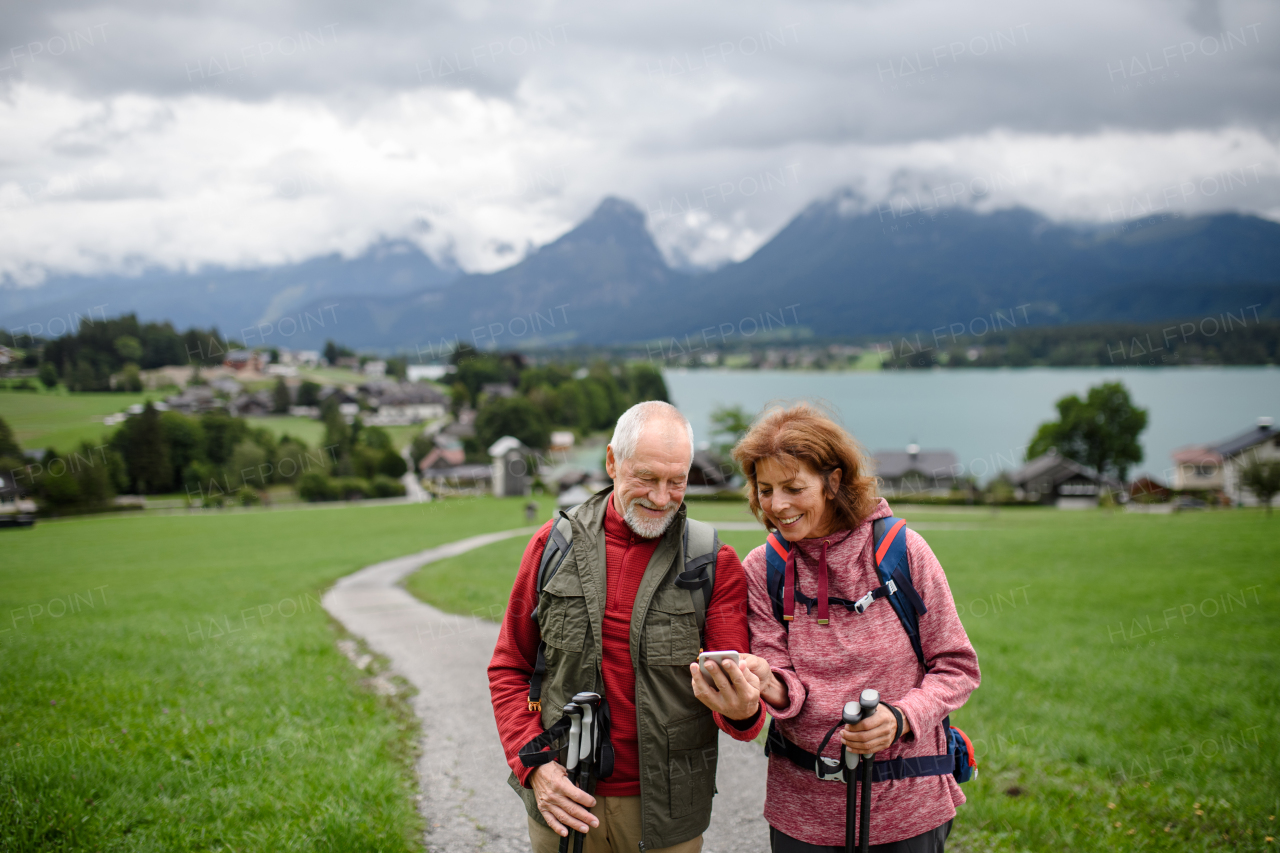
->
[[755, 456, 842, 540]]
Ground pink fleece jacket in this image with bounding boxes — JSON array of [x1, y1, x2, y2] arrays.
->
[[744, 498, 980, 846]]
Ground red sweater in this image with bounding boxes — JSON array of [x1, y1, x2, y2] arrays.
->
[[488, 498, 764, 796], [746, 498, 980, 846]]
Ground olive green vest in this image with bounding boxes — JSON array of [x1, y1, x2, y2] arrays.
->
[[508, 489, 720, 849]]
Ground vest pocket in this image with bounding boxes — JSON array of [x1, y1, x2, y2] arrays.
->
[[646, 589, 700, 665], [541, 574, 590, 652], [666, 712, 717, 818]]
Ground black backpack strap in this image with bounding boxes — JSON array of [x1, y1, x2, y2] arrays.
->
[[527, 514, 574, 713], [765, 716, 954, 783], [675, 518, 718, 645]]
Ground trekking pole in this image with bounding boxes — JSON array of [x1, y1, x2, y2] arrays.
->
[[841, 689, 880, 853], [857, 690, 879, 853], [570, 693, 603, 853], [841, 700, 864, 853], [558, 703, 584, 853]]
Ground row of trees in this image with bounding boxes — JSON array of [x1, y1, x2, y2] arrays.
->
[[4, 314, 230, 392], [1, 418, 125, 512], [1, 399, 410, 511], [1, 397, 410, 510], [882, 319, 1280, 369], [110, 404, 326, 503]]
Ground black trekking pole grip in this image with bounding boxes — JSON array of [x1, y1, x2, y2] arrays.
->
[[858, 689, 879, 853]]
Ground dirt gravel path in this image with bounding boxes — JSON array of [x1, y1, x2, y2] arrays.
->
[[323, 527, 770, 853]]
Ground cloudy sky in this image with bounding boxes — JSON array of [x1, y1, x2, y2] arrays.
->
[[0, 0, 1277, 283]]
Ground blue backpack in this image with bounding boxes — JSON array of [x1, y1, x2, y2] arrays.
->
[[763, 516, 976, 784]]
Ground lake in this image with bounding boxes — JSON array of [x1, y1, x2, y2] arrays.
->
[[663, 367, 1280, 483]]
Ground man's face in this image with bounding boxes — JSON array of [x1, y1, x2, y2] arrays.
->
[[606, 419, 691, 539]]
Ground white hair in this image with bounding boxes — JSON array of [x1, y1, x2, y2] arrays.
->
[[610, 401, 694, 465]]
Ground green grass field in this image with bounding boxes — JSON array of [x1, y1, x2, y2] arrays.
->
[[0, 496, 543, 852], [0, 389, 150, 453], [1, 392, 426, 458], [241, 415, 327, 447], [406, 505, 1280, 852]]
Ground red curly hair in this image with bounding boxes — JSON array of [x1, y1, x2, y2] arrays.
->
[[731, 403, 880, 532]]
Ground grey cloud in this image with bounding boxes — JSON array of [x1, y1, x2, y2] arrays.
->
[[0, 0, 1276, 281], [0, 0, 1275, 139]]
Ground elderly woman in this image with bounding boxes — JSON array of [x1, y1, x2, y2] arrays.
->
[[722, 403, 979, 853]]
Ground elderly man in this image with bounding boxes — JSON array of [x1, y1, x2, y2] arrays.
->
[[488, 400, 766, 853]]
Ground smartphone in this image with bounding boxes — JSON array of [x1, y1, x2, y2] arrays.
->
[[696, 650, 741, 682]]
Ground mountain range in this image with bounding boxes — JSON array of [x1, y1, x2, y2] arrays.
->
[[4, 195, 1279, 353]]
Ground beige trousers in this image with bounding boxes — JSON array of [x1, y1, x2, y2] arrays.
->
[[527, 796, 703, 853]]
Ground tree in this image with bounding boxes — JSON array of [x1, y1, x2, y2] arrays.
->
[[1239, 457, 1280, 513], [272, 378, 291, 414], [125, 402, 173, 493], [116, 363, 143, 393], [476, 396, 551, 451], [409, 434, 434, 470], [1027, 382, 1148, 481], [710, 405, 752, 449], [297, 380, 321, 407], [450, 381, 469, 414], [38, 361, 59, 389], [321, 397, 352, 465], [199, 412, 249, 466], [229, 441, 269, 490], [628, 364, 669, 403], [160, 411, 207, 486], [709, 404, 753, 472], [377, 448, 408, 478], [0, 416, 21, 460], [323, 340, 353, 365], [113, 335, 143, 362]]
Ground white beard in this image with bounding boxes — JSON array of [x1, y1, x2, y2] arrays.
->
[[622, 496, 679, 539]]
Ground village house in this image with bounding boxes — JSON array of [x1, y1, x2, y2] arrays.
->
[[1170, 418, 1278, 505], [1169, 445, 1225, 491], [687, 449, 733, 493], [165, 385, 224, 415], [360, 381, 447, 426], [1216, 418, 1278, 506], [419, 436, 466, 473], [230, 390, 275, 417], [872, 444, 959, 497], [223, 349, 267, 372], [1008, 449, 1123, 508], [407, 364, 451, 382], [277, 349, 321, 367]]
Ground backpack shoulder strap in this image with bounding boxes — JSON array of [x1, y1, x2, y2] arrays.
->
[[527, 513, 574, 713], [870, 516, 928, 667], [677, 518, 718, 644], [531, 514, 574, 618], [764, 531, 792, 630]]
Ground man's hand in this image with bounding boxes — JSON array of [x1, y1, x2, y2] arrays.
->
[[530, 762, 599, 838], [689, 658, 761, 720], [840, 703, 908, 755]]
